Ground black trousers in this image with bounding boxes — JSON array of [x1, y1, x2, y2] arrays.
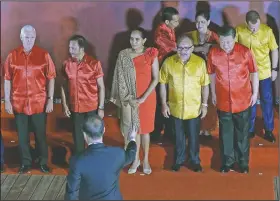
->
[[152, 84, 173, 138], [71, 110, 97, 154], [217, 107, 250, 167], [15, 112, 48, 165], [171, 115, 201, 165]]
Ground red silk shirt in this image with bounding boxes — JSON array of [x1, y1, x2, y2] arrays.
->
[[62, 54, 104, 113], [154, 23, 176, 64], [4, 46, 56, 115], [207, 43, 258, 113]]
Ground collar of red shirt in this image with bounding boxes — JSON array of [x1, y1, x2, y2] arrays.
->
[[19, 45, 36, 55]]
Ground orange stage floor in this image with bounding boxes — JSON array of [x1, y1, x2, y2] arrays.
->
[[1, 103, 279, 200]]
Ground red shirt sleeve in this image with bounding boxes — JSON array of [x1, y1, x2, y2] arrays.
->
[[3, 53, 12, 80], [207, 48, 215, 74], [94, 61, 104, 79], [45, 53, 56, 80]]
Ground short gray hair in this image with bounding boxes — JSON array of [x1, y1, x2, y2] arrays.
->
[[83, 114, 105, 139], [20, 25, 36, 37]]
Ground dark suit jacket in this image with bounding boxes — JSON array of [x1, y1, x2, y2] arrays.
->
[[65, 141, 136, 200]]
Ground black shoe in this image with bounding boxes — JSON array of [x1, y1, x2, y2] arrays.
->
[[18, 165, 32, 174], [1, 164, 4, 173], [240, 166, 249, 174], [264, 131, 276, 143], [220, 165, 234, 173], [150, 132, 161, 142], [189, 163, 203, 172], [172, 164, 183, 172], [249, 132, 255, 138], [40, 165, 51, 173]]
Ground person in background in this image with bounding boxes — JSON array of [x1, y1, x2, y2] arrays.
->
[[236, 10, 278, 143], [3, 25, 56, 174], [207, 26, 259, 173], [159, 35, 209, 172], [187, 10, 219, 139], [152, 7, 180, 142], [61, 35, 105, 155], [110, 28, 159, 175]]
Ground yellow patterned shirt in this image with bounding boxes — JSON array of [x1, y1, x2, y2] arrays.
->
[[159, 53, 210, 120], [236, 23, 278, 80]]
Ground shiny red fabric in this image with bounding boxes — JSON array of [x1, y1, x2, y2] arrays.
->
[[62, 54, 104, 113], [207, 43, 257, 113], [154, 23, 176, 64], [4, 46, 56, 115]]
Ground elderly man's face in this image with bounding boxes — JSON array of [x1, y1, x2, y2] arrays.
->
[[177, 38, 194, 62], [20, 30, 36, 52]]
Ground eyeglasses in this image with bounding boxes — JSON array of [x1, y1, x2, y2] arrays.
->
[[177, 45, 193, 51]]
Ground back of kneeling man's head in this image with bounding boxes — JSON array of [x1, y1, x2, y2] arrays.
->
[[83, 115, 105, 144]]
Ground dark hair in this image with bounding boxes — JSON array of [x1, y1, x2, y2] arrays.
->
[[83, 114, 105, 139], [69, 34, 87, 49], [195, 11, 210, 21], [161, 7, 179, 22], [131, 27, 147, 39], [246, 10, 260, 24], [218, 26, 236, 38]]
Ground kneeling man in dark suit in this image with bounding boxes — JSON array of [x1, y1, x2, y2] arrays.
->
[[65, 114, 137, 200]]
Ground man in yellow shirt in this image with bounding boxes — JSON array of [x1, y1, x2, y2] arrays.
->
[[236, 10, 278, 143], [159, 35, 210, 172]]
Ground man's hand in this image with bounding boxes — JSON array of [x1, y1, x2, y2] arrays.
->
[[250, 93, 258, 106], [200, 105, 208, 119], [5, 100, 13, 114], [45, 99, 54, 113], [211, 93, 217, 106], [161, 103, 170, 118], [272, 70, 278, 81], [128, 126, 137, 141], [136, 96, 146, 105], [98, 109, 104, 119], [62, 104, 71, 118]]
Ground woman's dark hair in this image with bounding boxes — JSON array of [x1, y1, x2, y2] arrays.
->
[[131, 27, 148, 39], [195, 11, 210, 21]]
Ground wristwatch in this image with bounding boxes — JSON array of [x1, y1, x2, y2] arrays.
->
[[272, 67, 279, 72], [98, 105, 104, 110]]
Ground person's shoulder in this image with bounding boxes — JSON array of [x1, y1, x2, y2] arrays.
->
[[191, 53, 206, 65], [85, 54, 101, 66], [235, 43, 251, 53], [33, 46, 50, 55], [260, 23, 272, 33], [236, 23, 247, 31]]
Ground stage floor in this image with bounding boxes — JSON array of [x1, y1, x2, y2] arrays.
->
[[1, 103, 279, 200]]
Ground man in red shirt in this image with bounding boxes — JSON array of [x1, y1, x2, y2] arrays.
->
[[61, 35, 105, 154], [152, 7, 180, 142], [4, 25, 56, 174], [207, 26, 259, 174]]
